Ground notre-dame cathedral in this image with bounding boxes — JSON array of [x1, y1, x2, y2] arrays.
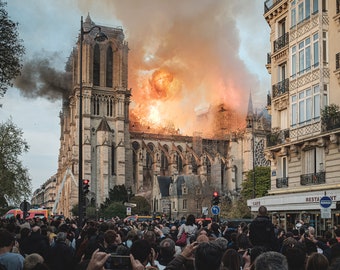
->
[[37, 15, 270, 218]]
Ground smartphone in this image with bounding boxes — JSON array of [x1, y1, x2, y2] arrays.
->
[[106, 254, 131, 270]]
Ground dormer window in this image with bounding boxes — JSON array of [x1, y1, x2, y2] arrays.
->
[[182, 184, 187, 194]]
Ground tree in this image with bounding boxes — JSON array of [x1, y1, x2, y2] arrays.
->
[[129, 196, 151, 215], [0, 0, 25, 99], [0, 118, 31, 205], [241, 166, 271, 199], [100, 184, 131, 209], [101, 202, 126, 219]]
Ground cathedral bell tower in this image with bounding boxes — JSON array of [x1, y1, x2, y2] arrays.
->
[[56, 15, 132, 215]]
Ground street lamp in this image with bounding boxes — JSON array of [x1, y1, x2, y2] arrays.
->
[[78, 16, 107, 226]]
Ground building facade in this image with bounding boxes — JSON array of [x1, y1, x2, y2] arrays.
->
[[33, 15, 270, 218], [248, 0, 340, 234]]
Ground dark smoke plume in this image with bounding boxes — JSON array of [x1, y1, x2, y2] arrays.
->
[[14, 52, 72, 101]]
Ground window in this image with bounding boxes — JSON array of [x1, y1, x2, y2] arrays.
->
[[322, 0, 327, 11], [280, 109, 288, 129], [278, 156, 287, 178], [294, 0, 317, 25], [323, 84, 328, 107], [298, 39, 311, 74], [322, 31, 328, 64], [291, 7, 296, 27], [182, 199, 187, 210], [182, 184, 187, 194], [278, 19, 286, 37], [292, 95, 297, 126], [93, 44, 100, 86], [292, 46, 297, 77], [93, 96, 100, 115], [303, 148, 324, 174], [291, 33, 318, 77], [106, 46, 113, 87], [313, 33, 319, 67], [279, 63, 286, 81], [291, 84, 321, 127], [298, 2, 304, 23], [313, 85, 320, 118], [305, 0, 311, 18], [107, 99, 113, 117], [312, 0, 318, 14]]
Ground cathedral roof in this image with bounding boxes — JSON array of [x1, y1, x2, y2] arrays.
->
[[97, 118, 112, 132], [157, 176, 171, 197]]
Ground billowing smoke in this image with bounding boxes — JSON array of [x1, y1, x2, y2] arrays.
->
[[77, 0, 265, 136], [14, 52, 72, 101], [13, 1, 267, 137]]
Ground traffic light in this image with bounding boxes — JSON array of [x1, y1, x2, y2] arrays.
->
[[212, 191, 220, 205], [82, 179, 90, 195]]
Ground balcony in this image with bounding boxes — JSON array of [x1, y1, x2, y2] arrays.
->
[[322, 112, 340, 131], [321, 104, 340, 131], [335, 53, 340, 84], [267, 93, 272, 106], [276, 177, 289, 188], [272, 78, 289, 99], [267, 129, 290, 147], [274, 33, 289, 53], [264, 0, 283, 13], [267, 53, 272, 65], [300, 172, 326, 186]]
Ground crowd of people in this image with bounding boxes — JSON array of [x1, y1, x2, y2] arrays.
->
[[1, 206, 340, 270]]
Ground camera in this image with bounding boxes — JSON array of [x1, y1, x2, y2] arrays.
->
[[105, 254, 131, 270]]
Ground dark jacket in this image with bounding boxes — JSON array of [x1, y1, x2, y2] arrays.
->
[[249, 215, 277, 251], [19, 232, 50, 259], [46, 240, 75, 270]]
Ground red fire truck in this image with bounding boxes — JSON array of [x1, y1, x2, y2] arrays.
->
[[2, 208, 49, 220]]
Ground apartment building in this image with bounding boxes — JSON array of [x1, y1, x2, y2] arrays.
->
[[248, 0, 340, 234]]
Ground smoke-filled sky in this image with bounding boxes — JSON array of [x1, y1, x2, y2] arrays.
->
[[1, 0, 270, 194]]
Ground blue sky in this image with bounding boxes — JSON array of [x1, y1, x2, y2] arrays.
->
[[1, 0, 270, 194]]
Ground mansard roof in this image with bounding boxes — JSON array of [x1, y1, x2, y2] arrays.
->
[[175, 175, 200, 196], [97, 118, 112, 132]]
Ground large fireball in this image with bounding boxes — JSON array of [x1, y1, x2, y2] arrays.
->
[[149, 69, 181, 100]]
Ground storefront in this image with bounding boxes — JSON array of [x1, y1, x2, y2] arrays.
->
[[247, 189, 340, 236]]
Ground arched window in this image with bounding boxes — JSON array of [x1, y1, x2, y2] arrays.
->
[[106, 46, 113, 87], [93, 44, 100, 86], [93, 96, 100, 115], [106, 98, 113, 117]]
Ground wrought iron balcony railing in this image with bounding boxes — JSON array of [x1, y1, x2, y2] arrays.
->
[[300, 172, 326, 186], [264, 0, 283, 13], [267, 93, 272, 106], [267, 129, 290, 147], [267, 53, 271, 65], [276, 177, 289, 188], [274, 33, 289, 52], [272, 78, 289, 99]]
